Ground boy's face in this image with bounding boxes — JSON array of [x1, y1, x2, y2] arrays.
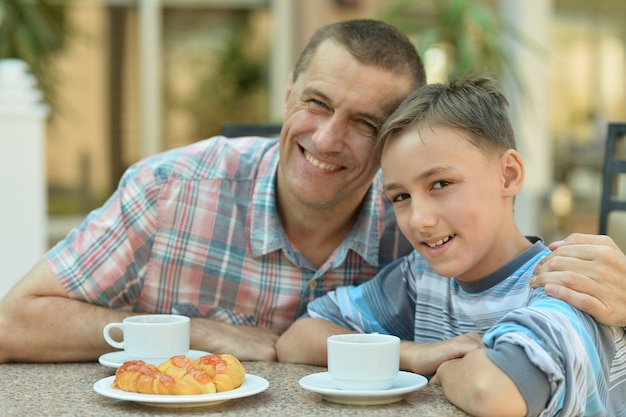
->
[[277, 40, 414, 212], [381, 125, 521, 282]]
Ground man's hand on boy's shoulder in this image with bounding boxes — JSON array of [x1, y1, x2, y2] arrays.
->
[[531, 233, 626, 327]]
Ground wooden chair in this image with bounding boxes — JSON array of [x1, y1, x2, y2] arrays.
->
[[599, 123, 626, 249], [220, 123, 282, 138]]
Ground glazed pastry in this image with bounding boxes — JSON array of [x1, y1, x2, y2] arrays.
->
[[157, 355, 216, 394], [196, 354, 246, 392], [112, 360, 182, 395], [112, 354, 245, 395], [113, 358, 215, 395]]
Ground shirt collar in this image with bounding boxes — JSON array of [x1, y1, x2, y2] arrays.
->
[[249, 148, 384, 268]]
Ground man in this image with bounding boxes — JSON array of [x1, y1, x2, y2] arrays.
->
[[0, 19, 425, 363]]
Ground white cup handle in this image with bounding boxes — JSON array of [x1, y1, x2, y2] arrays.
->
[[103, 323, 124, 349]]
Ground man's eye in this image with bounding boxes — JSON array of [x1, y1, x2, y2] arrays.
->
[[392, 193, 410, 203], [356, 119, 379, 139], [432, 180, 451, 189], [308, 99, 328, 110]]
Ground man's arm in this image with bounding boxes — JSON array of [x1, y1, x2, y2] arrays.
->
[[0, 260, 128, 363], [430, 348, 527, 417], [531, 233, 626, 326], [191, 318, 279, 362], [276, 317, 353, 365], [0, 260, 278, 363]]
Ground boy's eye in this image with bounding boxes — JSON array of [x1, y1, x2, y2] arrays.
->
[[391, 193, 410, 203], [432, 180, 451, 189]]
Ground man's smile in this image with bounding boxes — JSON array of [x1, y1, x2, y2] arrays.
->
[[303, 149, 341, 172]]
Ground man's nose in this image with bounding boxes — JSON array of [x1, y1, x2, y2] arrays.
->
[[311, 116, 347, 153]]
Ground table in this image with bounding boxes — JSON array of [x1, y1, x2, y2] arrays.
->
[[0, 361, 470, 416]]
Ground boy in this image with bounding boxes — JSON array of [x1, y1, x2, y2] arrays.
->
[[276, 76, 626, 417]]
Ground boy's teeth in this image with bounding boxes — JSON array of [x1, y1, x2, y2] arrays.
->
[[427, 235, 453, 248]]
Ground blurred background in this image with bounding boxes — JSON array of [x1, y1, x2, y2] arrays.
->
[[1, 0, 625, 290]]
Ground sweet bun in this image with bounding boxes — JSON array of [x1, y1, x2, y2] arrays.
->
[[157, 355, 216, 394], [112, 360, 181, 394], [112, 354, 245, 395], [196, 353, 246, 392]]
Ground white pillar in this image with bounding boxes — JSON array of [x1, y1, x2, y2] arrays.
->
[[139, 0, 162, 158], [269, 0, 295, 122], [500, 0, 553, 236], [0, 59, 49, 297]]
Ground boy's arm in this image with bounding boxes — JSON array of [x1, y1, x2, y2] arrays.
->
[[431, 348, 527, 417], [278, 256, 415, 366], [400, 332, 484, 375], [276, 317, 354, 365]]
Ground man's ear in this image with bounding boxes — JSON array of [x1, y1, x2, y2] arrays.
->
[[282, 72, 294, 119], [501, 149, 525, 196]]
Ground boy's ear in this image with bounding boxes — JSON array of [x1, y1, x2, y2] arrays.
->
[[282, 72, 294, 119], [501, 149, 525, 196]]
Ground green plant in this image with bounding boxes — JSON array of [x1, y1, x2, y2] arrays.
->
[[181, 18, 269, 141], [0, 0, 71, 109], [379, 0, 546, 94]]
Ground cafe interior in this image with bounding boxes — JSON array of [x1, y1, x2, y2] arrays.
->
[[1, 0, 626, 415], [37, 0, 625, 253]]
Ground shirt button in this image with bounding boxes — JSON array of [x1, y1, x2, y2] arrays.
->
[[308, 280, 317, 290]]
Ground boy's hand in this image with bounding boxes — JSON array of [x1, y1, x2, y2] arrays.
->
[[401, 332, 483, 375]]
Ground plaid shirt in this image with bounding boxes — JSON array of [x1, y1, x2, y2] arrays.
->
[[46, 136, 412, 332]]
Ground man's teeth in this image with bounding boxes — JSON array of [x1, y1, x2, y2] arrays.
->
[[426, 235, 454, 248], [305, 152, 337, 171]]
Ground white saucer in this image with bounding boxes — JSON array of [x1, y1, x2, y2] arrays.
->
[[94, 374, 269, 408], [299, 371, 427, 405], [98, 350, 210, 369]]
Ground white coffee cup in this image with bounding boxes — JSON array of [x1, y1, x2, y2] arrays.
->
[[327, 333, 400, 391], [102, 314, 190, 361]]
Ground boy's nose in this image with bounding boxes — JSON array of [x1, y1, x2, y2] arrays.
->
[[409, 199, 438, 232]]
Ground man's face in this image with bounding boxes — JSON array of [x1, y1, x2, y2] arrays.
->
[[278, 40, 415, 213]]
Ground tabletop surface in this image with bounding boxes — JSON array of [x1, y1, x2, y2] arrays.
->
[[0, 359, 470, 416]]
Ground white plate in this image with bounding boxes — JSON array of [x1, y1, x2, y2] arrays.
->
[[98, 350, 210, 369], [299, 371, 427, 405], [93, 374, 269, 408]]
